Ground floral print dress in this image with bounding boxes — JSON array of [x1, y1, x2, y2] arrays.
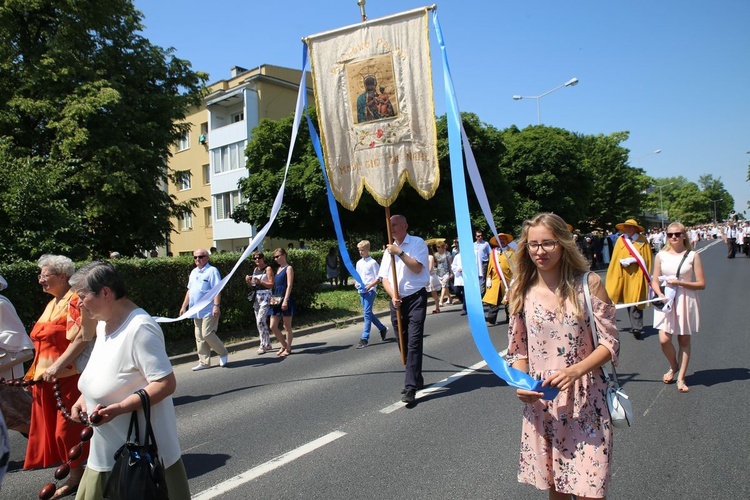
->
[[507, 278, 620, 498]]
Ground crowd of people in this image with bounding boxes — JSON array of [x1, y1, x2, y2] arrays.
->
[[0, 207, 727, 499]]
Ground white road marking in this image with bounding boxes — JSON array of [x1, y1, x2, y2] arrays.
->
[[191, 431, 347, 499], [379, 359, 491, 414]]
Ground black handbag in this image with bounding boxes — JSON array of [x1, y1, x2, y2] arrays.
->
[[104, 389, 169, 500]]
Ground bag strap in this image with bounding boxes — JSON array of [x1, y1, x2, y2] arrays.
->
[[675, 250, 691, 279], [582, 272, 619, 387], [135, 389, 158, 452], [126, 407, 140, 445]]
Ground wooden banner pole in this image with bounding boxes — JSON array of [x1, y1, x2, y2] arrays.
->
[[385, 206, 407, 365]]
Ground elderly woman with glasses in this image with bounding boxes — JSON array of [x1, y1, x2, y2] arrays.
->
[[245, 252, 275, 354], [24, 255, 96, 498], [269, 248, 296, 357], [68, 261, 190, 499], [651, 222, 705, 393]]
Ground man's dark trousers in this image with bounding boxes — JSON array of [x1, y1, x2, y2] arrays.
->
[[390, 288, 427, 390], [727, 238, 737, 258]]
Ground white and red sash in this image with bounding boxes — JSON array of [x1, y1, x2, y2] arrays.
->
[[620, 234, 653, 297]]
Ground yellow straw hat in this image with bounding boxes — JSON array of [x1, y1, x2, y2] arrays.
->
[[616, 218, 644, 233], [490, 233, 514, 247]]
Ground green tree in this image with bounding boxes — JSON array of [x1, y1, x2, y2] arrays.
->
[[0, 0, 207, 260], [697, 174, 734, 221], [579, 131, 648, 231], [499, 125, 592, 230], [668, 181, 711, 225]]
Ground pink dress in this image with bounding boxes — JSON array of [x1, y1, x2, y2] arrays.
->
[[507, 278, 620, 497], [653, 250, 700, 335]]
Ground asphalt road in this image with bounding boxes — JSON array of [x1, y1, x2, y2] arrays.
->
[[3, 239, 748, 499]]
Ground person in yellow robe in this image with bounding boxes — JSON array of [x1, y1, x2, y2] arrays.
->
[[606, 219, 653, 338], [483, 233, 515, 324]]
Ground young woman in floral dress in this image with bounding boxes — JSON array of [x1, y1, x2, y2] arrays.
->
[[506, 213, 620, 500]]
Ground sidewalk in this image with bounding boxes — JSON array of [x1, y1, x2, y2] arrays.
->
[[169, 304, 420, 366]]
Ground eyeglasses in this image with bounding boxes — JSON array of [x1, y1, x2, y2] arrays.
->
[[273, 255, 282, 259], [526, 240, 559, 252], [253, 257, 262, 260], [38, 273, 58, 280], [667, 232, 683, 238], [193, 255, 208, 260]]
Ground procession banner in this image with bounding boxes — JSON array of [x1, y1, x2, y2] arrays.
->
[[305, 7, 439, 210]]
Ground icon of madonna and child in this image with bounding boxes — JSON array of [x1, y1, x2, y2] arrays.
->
[[356, 73, 397, 123]]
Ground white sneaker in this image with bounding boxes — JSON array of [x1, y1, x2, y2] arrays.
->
[[257, 346, 267, 355], [219, 355, 228, 367], [192, 363, 209, 371]]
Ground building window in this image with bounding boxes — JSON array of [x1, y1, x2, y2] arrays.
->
[[231, 112, 244, 123], [179, 212, 193, 231], [204, 207, 213, 227], [211, 141, 246, 174], [177, 132, 189, 152], [214, 190, 242, 220], [199, 122, 209, 145], [202, 164, 210, 185], [176, 171, 191, 191]]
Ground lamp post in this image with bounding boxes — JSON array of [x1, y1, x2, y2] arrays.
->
[[636, 149, 662, 169], [513, 77, 579, 125], [711, 198, 723, 225], [655, 182, 673, 230]]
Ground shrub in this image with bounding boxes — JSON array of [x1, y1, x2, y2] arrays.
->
[[0, 250, 329, 345]]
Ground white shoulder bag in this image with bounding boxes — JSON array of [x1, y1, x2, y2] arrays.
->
[[582, 272, 633, 428]]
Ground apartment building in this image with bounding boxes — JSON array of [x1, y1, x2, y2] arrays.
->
[[166, 64, 312, 256]]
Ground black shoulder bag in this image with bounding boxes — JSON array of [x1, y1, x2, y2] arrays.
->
[[104, 389, 169, 500]]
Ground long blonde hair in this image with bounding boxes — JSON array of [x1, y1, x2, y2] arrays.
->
[[509, 213, 590, 320], [663, 222, 692, 252]]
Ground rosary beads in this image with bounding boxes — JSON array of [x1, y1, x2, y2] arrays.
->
[[0, 377, 101, 500]]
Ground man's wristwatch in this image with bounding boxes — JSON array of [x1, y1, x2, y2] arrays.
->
[[398, 250, 405, 258]]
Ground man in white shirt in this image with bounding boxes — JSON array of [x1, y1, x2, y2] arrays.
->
[[354, 240, 387, 349], [741, 221, 750, 257], [724, 221, 738, 258], [379, 215, 430, 405]]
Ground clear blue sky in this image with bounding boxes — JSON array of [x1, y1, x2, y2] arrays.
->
[[134, 0, 749, 216]]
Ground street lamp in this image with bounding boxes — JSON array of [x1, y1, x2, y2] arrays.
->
[[711, 198, 723, 225], [655, 182, 673, 230], [513, 77, 579, 125], [636, 149, 662, 169]]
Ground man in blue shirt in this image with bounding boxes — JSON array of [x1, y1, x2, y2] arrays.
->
[[474, 231, 491, 296], [180, 249, 229, 370]]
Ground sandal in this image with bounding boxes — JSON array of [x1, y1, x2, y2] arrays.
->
[[432, 309, 440, 314], [277, 348, 287, 357], [662, 366, 678, 384], [677, 380, 690, 393]]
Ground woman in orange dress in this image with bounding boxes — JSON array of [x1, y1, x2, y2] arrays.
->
[[24, 255, 95, 499]]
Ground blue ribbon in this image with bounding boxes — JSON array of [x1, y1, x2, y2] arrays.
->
[[301, 44, 364, 289], [432, 11, 557, 400]]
